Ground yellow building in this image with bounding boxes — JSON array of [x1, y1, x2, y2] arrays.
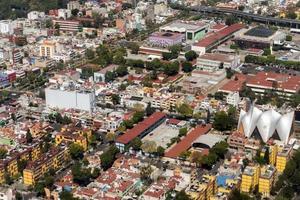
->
[[5, 158, 18, 178], [29, 122, 51, 138], [241, 165, 260, 193], [259, 165, 276, 198], [23, 145, 69, 186], [39, 40, 56, 58], [276, 145, 292, 173], [260, 145, 277, 165], [187, 174, 216, 200], [55, 130, 88, 151], [217, 179, 239, 195], [0, 166, 5, 184], [30, 143, 41, 161]]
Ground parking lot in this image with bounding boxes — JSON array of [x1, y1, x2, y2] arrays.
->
[[142, 122, 180, 149]]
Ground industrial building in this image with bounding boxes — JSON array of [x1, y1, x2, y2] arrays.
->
[[233, 26, 286, 50], [196, 53, 240, 72], [148, 32, 185, 48], [159, 20, 209, 43]]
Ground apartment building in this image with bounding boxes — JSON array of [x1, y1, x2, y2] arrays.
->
[[241, 165, 260, 193], [23, 145, 69, 186], [52, 20, 82, 33], [188, 174, 217, 200], [258, 165, 276, 198], [39, 40, 56, 58], [276, 145, 292, 173], [55, 127, 92, 151]]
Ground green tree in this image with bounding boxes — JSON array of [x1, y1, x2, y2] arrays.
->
[[17, 159, 27, 173], [287, 11, 297, 19], [128, 42, 140, 54], [145, 103, 155, 116], [141, 140, 157, 154], [69, 143, 84, 160], [71, 162, 92, 186], [105, 71, 115, 83], [60, 189, 79, 200], [185, 50, 198, 61], [85, 48, 95, 60], [213, 111, 229, 131], [226, 68, 234, 79], [225, 16, 237, 26], [15, 192, 22, 200], [130, 137, 142, 151], [229, 189, 252, 200], [177, 103, 193, 117], [100, 145, 119, 170], [286, 35, 293, 41], [263, 147, 270, 164], [179, 127, 188, 137], [111, 94, 120, 105], [115, 65, 128, 77], [283, 160, 296, 178], [140, 165, 153, 185], [0, 147, 7, 159], [105, 132, 116, 143], [163, 61, 180, 75], [182, 61, 193, 73], [71, 9, 79, 17], [156, 146, 165, 157], [174, 190, 191, 200], [263, 48, 271, 56], [26, 130, 33, 143], [132, 111, 145, 124]]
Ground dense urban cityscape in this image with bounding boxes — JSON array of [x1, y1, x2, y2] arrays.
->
[[0, 0, 299, 199]]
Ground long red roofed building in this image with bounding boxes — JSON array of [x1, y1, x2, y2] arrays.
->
[[116, 112, 166, 151], [165, 124, 212, 159]]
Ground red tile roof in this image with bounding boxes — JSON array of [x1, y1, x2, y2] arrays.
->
[[167, 118, 181, 125], [219, 74, 247, 93], [246, 72, 300, 92], [194, 23, 245, 48], [116, 112, 166, 145], [164, 124, 212, 158]]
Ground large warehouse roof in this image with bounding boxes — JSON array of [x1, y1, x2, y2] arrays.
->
[[193, 134, 226, 148]]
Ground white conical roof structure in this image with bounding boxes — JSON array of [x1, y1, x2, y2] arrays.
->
[[276, 112, 294, 144], [240, 106, 262, 138], [237, 106, 294, 144], [256, 110, 281, 143]]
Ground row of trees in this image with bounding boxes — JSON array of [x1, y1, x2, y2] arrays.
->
[[48, 113, 72, 125]]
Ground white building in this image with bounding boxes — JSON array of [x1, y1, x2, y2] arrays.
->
[[67, 1, 81, 10], [196, 53, 240, 72], [0, 187, 14, 200], [58, 9, 72, 20], [27, 11, 45, 20], [0, 20, 14, 35], [226, 92, 240, 106], [237, 106, 294, 144], [45, 85, 96, 113]]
